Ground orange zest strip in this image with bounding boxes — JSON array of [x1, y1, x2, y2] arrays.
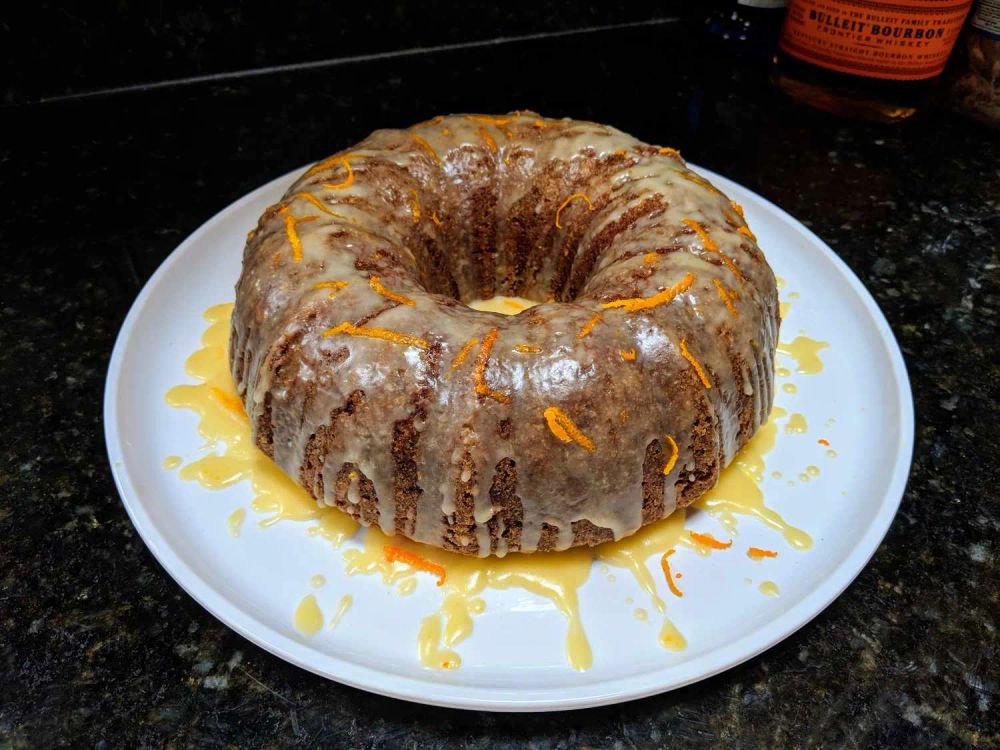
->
[[309, 155, 354, 189], [737, 225, 757, 242], [384, 544, 446, 586], [543, 406, 596, 452], [577, 313, 602, 339], [660, 549, 683, 597], [412, 115, 444, 128], [682, 218, 745, 281], [478, 127, 499, 154], [712, 278, 739, 317], [313, 280, 349, 298], [662, 434, 679, 475], [369, 275, 416, 306], [601, 272, 695, 312], [679, 170, 721, 195], [431, 211, 443, 227], [210, 387, 245, 415], [449, 337, 479, 371], [730, 200, 746, 220], [514, 344, 541, 353], [818, 438, 830, 446], [282, 213, 318, 262], [555, 192, 594, 229], [323, 322, 428, 349], [465, 112, 520, 126], [408, 189, 421, 223], [689, 531, 733, 550], [305, 153, 346, 177], [532, 118, 550, 129], [643, 252, 659, 265], [411, 134, 442, 165], [619, 348, 637, 361], [679, 337, 712, 389], [473, 328, 511, 403], [747, 547, 779, 560], [658, 146, 682, 159], [287, 191, 346, 218]]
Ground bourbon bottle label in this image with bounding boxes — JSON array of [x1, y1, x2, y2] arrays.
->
[[779, 0, 973, 80]]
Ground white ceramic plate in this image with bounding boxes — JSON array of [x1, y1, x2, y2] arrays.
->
[[105, 165, 913, 712]]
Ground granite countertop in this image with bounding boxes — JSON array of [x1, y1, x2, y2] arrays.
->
[[2, 15, 998, 749]]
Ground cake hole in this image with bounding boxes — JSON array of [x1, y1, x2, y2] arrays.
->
[[466, 295, 541, 316]]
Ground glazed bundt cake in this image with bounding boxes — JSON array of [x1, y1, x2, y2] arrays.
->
[[231, 112, 779, 557]]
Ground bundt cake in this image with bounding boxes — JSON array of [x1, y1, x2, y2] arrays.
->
[[230, 112, 779, 557]]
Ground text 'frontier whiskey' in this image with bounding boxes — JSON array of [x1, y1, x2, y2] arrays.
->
[[772, 0, 974, 121]]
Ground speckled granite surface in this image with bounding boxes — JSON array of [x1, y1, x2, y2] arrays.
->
[[1, 17, 998, 749]]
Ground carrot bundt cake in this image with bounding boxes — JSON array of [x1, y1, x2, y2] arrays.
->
[[230, 112, 779, 557]]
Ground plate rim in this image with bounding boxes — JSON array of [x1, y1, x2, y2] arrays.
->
[[104, 164, 915, 712]]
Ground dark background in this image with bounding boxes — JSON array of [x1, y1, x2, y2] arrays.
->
[[1, 2, 998, 747]]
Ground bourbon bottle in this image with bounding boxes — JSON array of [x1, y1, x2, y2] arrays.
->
[[772, 0, 974, 122]]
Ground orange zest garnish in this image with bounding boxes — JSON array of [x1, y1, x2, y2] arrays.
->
[[601, 272, 695, 312], [643, 252, 659, 265], [662, 434, 679, 475], [309, 155, 354, 189], [818, 438, 830, 446], [730, 200, 746, 220], [409, 189, 421, 223], [532, 118, 550, 129], [682, 218, 745, 281], [384, 545, 446, 586], [369, 275, 416, 306], [543, 406, 596, 452], [313, 280, 349, 298], [747, 547, 779, 560], [660, 549, 683, 597], [323, 322, 428, 349], [210, 387, 245, 415], [514, 344, 541, 353], [411, 133, 442, 165], [412, 115, 444, 128], [555, 192, 594, 229], [688, 531, 733, 550], [478, 127, 499, 154], [658, 146, 682, 159], [282, 213, 318, 263], [449, 337, 479, 371], [679, 170, 721, 195], [619, 348, 637, 361], [473, 328, 511, 404], [465, 112, 520, 126], [431, 211, 443, 227], [737, 225, 757, 242], [712, 278, 739, 317], [577, 313, 602, 339], [679, 337, 712, 389], [286, 191, 345, 219]]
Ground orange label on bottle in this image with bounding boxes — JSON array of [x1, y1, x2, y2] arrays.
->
[[780, 0, 973, 80]]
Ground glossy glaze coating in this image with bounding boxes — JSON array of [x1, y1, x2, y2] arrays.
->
[[230, 112, 779, 555]]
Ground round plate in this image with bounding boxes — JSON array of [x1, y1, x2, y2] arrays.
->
[[105, 165, 913, 711]]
